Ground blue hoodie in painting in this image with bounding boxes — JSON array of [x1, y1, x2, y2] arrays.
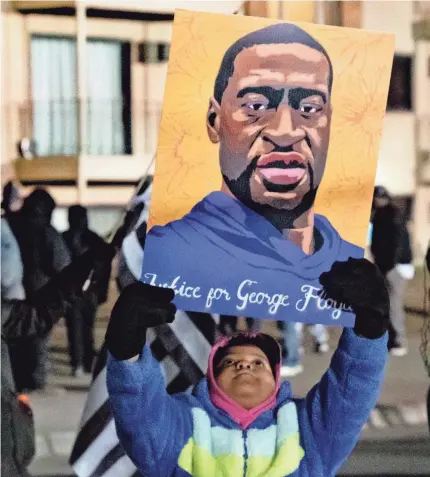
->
[[107, 328, 388, 477], [142, 192, 363, 326]]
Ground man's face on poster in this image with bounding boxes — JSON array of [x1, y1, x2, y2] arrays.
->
[[207, 43, 332, 212]]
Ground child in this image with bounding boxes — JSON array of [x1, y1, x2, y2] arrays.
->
[[106, 258, 389, 477]]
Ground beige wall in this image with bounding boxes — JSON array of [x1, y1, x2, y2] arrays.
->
[[414, 35, 430, 260], [1, 11, 171, 200], [362, 0, 416, 198], [2, 11, 29, 182]]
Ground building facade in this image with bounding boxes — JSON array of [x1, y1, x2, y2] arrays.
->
[[1, 1, 429, 259]]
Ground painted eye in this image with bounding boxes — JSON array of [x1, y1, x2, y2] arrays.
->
[[247, 103, 268, 112], [299, 104, 321, 115]]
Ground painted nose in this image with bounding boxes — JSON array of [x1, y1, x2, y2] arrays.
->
[[263, 105, 305, 147]]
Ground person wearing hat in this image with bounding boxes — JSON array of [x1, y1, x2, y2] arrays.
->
[[371, 185, 413, 356], [106, 257, 389, 477]]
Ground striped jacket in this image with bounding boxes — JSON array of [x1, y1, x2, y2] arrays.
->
[[107, 328, 387, 477]]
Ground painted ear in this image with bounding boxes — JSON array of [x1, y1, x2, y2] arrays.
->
[[206, 97, 221, 144]]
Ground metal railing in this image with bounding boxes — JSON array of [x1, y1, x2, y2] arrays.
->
[[13, 99, 162, 157]]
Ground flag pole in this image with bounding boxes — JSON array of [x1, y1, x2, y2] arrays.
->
[[107, 154, 156, 244], [82, 155, 156, 291]]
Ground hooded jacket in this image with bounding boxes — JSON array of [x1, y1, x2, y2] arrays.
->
[[371, 202, 412, 274], [142, 192, 362, 326], [107, 327, 387, 477], [8, 189, 71, 297], [1, 220, 64, 477], [1, 219, 25, 300], [63, 205, 110, 304]]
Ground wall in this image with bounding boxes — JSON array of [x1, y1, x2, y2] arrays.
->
[[52, 206, 122, 237], [1, 11, 29, 183], [362, 0, 416, 197], [374, 114, 415, 195], [1, 10, 172, 204]]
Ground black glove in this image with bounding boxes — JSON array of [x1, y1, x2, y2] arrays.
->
[[105, 282, 176, 361], [319, 258, 389, 339]]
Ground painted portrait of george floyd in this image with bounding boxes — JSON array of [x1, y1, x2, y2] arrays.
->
[[141, 10, 395, 326]]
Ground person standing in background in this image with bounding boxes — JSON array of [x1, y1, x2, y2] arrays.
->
[[0, 218, 25, 301], [63, 205, 112, 376], [425, 242, 430, 433], [7, 188, 71, 393], [1, 181, 24, 218], [280, 321, 329, 378], [2, 214, 105, 476], [371, 186, 413, 356]]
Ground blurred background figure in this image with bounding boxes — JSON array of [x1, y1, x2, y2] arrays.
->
[[8, 188, 71, 393], [63, 205, 111, 377], [218, 315, 239, 335], [0, 217, 25, 301], [371, 186, 414, 356], [425, 241, 430, 433], [218, 316, 262, 335], [1, 181, 24, 217], [280, 321, 329, 377], [1, 216, 66, 477], [1, 210, 106, 476]]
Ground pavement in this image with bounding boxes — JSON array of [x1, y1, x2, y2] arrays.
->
[[26, 272, 430, 477]]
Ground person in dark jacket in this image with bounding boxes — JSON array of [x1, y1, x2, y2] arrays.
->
[[1, 214, 97, 477], [371, 186, 413, 356], [7, 188, 71, 391], [425, 242, 430, 433], [1, 181, 24, 216], [1, 218, 105, 477], [63, 205, 111, 376]]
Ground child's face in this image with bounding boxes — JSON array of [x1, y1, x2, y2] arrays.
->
[[215, 345, 276, 410]]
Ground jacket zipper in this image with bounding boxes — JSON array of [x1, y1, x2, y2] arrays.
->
[[243, 429, 248, 477]]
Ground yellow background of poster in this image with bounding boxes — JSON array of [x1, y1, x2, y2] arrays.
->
[[148, 9, 395, 247]]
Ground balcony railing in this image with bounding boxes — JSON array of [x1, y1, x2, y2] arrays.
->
[[12, 99, 162, 157]]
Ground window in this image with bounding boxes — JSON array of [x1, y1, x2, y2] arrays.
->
[[30, 36, 132, 156], [386, 55, 413, 111], [137, 42, 170, 63]]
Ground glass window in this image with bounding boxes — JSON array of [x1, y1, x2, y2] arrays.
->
[[31, 36, 131, 156]]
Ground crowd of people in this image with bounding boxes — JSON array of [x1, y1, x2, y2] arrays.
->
[[1, 179, 424, 477], [1, 182, 115, 476], [1, 182, 112, 392]]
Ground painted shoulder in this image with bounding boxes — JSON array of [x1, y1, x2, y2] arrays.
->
[[315, 213, 364, 259]]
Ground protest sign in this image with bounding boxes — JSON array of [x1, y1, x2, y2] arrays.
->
[[142, 9, 395, 326]]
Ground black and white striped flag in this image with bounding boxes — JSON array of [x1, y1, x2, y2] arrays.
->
[[69, 182, 218, 477]]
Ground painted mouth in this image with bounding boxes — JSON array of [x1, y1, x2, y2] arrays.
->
[[257, 153, 307, 187]]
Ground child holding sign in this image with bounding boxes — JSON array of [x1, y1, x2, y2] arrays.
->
[[106, 258, 389, 477]]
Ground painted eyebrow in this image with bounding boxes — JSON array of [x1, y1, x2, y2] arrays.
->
[[237, 86, 282, 99], [237, 86, 327, 105], [288, 87, 327, 105]]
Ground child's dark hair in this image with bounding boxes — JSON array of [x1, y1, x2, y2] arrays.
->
[[213, 333, 279, 378]]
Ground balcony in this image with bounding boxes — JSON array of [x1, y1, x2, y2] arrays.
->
[[9, 98, 161, 200]]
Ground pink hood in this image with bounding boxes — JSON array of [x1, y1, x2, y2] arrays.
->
[[207, 332, 282, 429]]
